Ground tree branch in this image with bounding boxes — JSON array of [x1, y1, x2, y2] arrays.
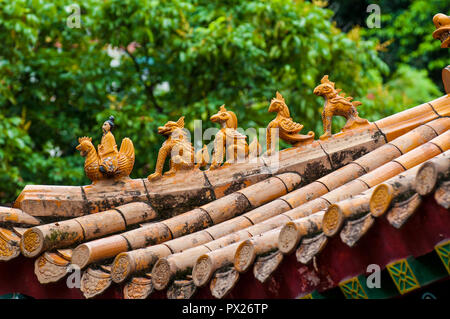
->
[[125, 48, 163, 113]]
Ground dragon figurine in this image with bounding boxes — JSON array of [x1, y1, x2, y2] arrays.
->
[[266, 91, 315, 155], [313, 75, 369, 140], [148, 116, 195, 181], [209, 105, 248, 170], [76, 116, 135, 182]]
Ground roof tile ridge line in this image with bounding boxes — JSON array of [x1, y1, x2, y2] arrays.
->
[[183, 213, 289, 259], [344, 162, 370, 178], [373, 121, 388, 144], [314, 180, 331, 193], [319, 196, 333, 206], [388, 133, 441, 171], [162, 243, 175, 254], [168, 240, 214, 258], [272, 175, 291, 194], [391, 158, 408, 171], [285, 213, 294, 221], [427, 102, 442, 117], [163, 212, 282, 268], [429, 141, 445, 153], [202, 171, 217, 201], [236, 189, 255, 210], [113, 207, 128, 229], [119, 233, 133, 252], [158, 222, 175, 241], [381, 120, 439, 156], [151, 198, 295, 262], [386, 142, 404, 156], [240, 215, 255, 226], [422, 123, 440, 137], [244, 230, 254, 237], [201, 229, 216, 241], [317, 140, 335, 170], [384, 120, 442, 156], [320, 131, 442, 209], [73, 219, 87, 242], [280, 212, 295, 222], [79, 186, 91, 215], [278, 170, 303, 179], [355, 177, 371, 190], [201, 244, 213, 253], [278, 198, 294, 210], [197, 207, 215, 227], [140, 178, 152, 203]]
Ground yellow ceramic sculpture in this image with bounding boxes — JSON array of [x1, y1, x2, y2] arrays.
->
[[313, 75, 369, 140], [266, 92, 315, 155], [432, 13, 450, 48], [76, 116, 135, 182], [148, 116, 195, 181], [209, 105, 249, 170]]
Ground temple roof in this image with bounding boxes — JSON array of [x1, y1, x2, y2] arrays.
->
[[0, 93, 449, 299]]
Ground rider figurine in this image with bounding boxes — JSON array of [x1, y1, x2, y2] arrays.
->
[[98, 116, 119, 175]]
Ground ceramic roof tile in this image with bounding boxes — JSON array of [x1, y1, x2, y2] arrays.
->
[[0, 228, 21, 261], [166, 128, 449, 298], [1, 88, 449, 299], [434, 181, 449, 209], [0, 207, 41, 227], [34, 251, 71, 284], [20, 202, 156, 258], [123, 274, 153, 299], [131, 124, 449, 297], [374, 95, 448, 141]]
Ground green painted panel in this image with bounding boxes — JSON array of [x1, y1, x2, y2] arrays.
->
[[0, 293, 28, 299], [435, 240, 450, 274]]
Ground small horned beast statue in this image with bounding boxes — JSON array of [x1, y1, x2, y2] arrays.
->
[[314, 75, 369, 140], [148, 116, 195, 181]]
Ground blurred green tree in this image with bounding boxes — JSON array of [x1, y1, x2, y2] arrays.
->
[[0, 0, 444, 204], [328, 0, 449, 89]]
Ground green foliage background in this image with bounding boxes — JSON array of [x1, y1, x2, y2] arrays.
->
[[0, 0, 446, 204]]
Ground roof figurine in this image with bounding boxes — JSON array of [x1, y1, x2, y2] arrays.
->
[[148, 116, 196, 181], [266, 91, 315, 155], [432, 13, 450, 94], [98, 116, 119, 174], [313, 75, 370, 140], [195, 144, 210, 169], [432, 13, 450, 48], [248, 137, 263, 159], [76, 116, 135, 182], [209, 105, 249, 169]]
